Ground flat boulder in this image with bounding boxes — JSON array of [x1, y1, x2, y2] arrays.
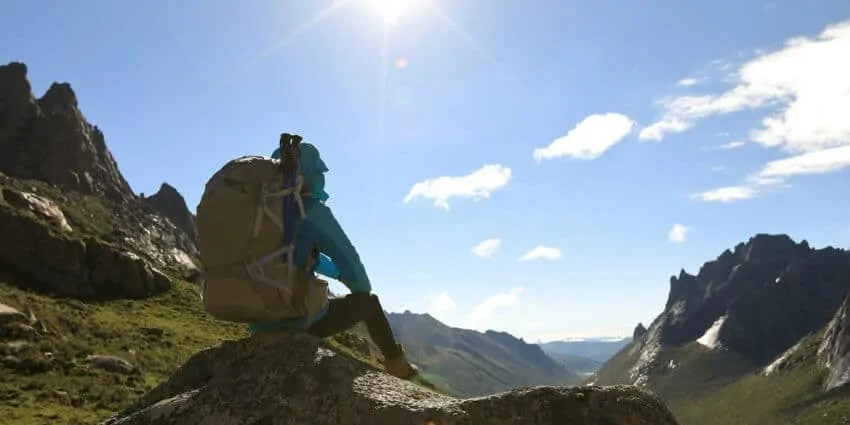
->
[[105, 332, 679, 425]]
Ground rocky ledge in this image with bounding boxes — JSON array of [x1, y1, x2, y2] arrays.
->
[[105, 332, 679, 425]]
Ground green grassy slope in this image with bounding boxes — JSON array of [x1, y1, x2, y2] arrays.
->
[[668, 332, 850, 425], [387, 312, 580, 397], [0, 279, 439, 425], [593, 332, 850, 425], [0, 279, 247, 425], [587, 340, 640, 386]]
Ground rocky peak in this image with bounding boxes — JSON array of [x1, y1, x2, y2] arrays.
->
[[742, 233, 801, 264], [143, 183, 197, 243], [633, 323, 648, 340], [0, 62, 32, 106], [651, 234, 850, 365], [38, 82, 78, 114], [0, 61, 134, 203]]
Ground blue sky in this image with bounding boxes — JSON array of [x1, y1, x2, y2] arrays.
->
[[3, 0, 850, 341]]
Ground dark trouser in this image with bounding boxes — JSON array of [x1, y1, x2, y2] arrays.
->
[[307, 292, 402, 359]]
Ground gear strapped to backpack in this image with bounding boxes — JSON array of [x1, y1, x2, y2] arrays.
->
[[195, 133, 328, 324]]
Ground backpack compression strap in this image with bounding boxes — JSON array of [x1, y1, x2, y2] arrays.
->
[[242, 135, 306, 290]]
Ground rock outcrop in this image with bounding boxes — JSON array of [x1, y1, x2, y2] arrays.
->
[[633, 323, 648, 340], [143, 183, 198, 244], [106, 332, 680, 425], [656, 234, 849, 365], [0, 62, 134, 203], [595, 234, 850, 390], [818, 294, 850, 391], [0, 182, 172, 299], [0, 62, 201, 291]]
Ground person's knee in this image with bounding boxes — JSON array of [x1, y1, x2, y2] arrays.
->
[[348, 291, 377, 304], [348, 292, 380, 313]]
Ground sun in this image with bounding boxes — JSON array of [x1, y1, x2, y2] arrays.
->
[[364, 0, 426, 25]]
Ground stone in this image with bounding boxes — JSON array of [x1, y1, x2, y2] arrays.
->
[[105, 332, 680, 425]]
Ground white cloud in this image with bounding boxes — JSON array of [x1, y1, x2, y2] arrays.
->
[[711, 165, 726, 172], [657, 20, 850, 202], [471, 238, 502, 258], [466, 287, 524, 325], [404, 164, 511, 210], [423, 291, 456, 316], [759, 145, 850, 177], [642, 20, 850, 149], [677, 77, 703, 86], [533, 113, 635, 161], [639, 118, 692, 142], [692, 185, 757, 203], [692, 171, 790, 203], [668, 223, 690, 243], [718, 141, 746, 150], [518, 245, 562, 262]]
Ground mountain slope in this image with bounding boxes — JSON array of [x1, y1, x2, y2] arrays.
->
[[0, 61, 437, 424], [591, 234, 850, 425], [387, 311, 581, 397]]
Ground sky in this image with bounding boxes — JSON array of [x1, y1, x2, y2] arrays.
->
[[3, 0, 850, 342]]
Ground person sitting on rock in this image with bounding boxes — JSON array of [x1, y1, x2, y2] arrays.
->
[[241, 142, 419, 379]]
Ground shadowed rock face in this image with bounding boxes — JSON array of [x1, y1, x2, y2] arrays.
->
[[0, 62, 201, 292], [819, 295, 850, 391], [0, 62, 134, 203], [656, 234, 850, 366], [105, 332, 680, 425], [143, 183, 198, 244], [0, 182, 172, 299], [594, 234, 850, 394], [633, 323, 648, 340]]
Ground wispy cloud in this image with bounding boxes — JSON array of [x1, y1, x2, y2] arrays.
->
[[759, 145, 850, 177], [423, 291, 457, 317], [533, 113, 635, 161], [471, 238, 502, 258], [519, 246, 562, 262], [677, 77, 704, 87], [669, 19, 850, 202], [639, 118, 691, 142], [692, 185, 757, 203], [467, 287, 524, 325], [641, 20, 850, 150], [404, 164, 512, 210], [718, 141, 746, 150], [668, 223, 691, 243]]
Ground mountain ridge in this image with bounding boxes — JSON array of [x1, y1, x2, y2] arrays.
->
[[386, 310, 582, 397], [591, 233, 850, 425]]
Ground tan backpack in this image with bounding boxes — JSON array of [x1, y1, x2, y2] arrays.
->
[[195, 155, 328, 324]]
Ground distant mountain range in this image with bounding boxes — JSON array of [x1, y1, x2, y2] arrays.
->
[[538, 337, 632, 365], [386, 311, 581, 397]]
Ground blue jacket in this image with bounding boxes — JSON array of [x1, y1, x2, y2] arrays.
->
[[249, 144, 371, 333]]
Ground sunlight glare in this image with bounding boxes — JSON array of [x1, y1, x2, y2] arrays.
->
[[364, 0, 426, 25]]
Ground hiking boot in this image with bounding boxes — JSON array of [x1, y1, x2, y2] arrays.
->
[[383, 346, 419, 379]]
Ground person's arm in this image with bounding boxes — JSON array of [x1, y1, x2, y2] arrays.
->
[[315, 253, 341, 280], [301, 203, 372, 293]]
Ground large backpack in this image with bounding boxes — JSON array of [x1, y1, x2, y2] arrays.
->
[[195, 152, 328, 324]]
